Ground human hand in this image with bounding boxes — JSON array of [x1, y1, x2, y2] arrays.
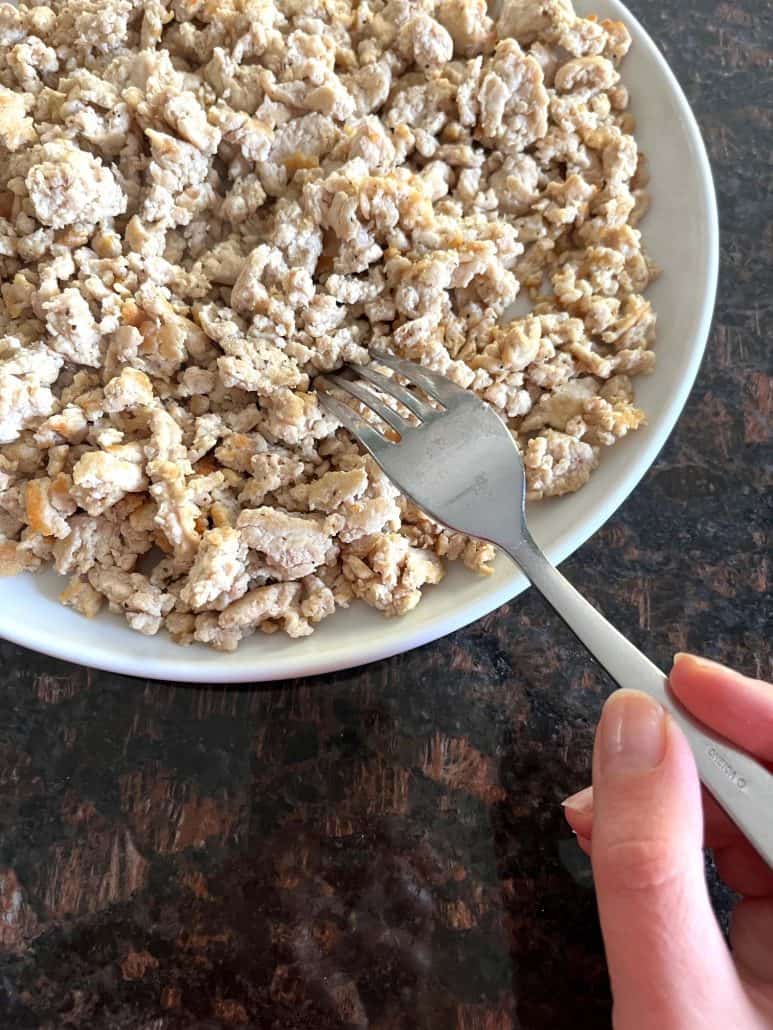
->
[[563, 654, 773, 1029]]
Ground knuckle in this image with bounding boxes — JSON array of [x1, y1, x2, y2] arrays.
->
[[594, 837, 683, 895]]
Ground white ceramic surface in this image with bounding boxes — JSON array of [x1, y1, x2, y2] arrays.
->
[[0, 0, 719, 682]]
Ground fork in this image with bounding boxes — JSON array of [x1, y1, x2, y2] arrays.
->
[[318, 351, 773, 869]]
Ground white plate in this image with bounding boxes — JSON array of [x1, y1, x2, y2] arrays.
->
[[0, 0, 718, 682]]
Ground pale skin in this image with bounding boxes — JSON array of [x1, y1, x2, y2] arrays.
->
[[563, 653, 773, 1029]]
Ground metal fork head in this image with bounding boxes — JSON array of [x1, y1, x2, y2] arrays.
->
[[317, 351, 528, 550]]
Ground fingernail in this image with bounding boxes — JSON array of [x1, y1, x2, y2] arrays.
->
[[562, 785, 594, 813], [673, 652, 711, 670], [599, 690, 666, 776]]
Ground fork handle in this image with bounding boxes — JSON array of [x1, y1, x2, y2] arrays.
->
[[508, 532, 773, 870]]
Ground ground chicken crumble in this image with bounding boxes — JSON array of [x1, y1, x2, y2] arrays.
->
[[0, 0, 656, 650]]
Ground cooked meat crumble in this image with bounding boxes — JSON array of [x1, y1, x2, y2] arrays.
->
[[0, 0, 656, 649]]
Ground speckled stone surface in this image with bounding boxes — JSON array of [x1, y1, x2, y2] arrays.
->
[[0, 2, 771, 1027]]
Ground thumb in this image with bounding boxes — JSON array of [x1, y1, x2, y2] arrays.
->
[[590, 690, 753, 1030]]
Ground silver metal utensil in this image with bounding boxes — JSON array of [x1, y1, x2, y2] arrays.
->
[[318, 351, 773, 868]]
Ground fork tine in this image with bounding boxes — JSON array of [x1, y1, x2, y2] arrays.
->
[[316, 388, 391, 454], [325, 373, 410, 434], [354, 363, 436, 420], [369, 349, 466, 405]]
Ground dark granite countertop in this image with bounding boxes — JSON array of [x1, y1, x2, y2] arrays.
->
[[1, 1, 771, 1027]]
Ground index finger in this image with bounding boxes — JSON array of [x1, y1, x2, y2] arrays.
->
[[669, 654, 773, 763]]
